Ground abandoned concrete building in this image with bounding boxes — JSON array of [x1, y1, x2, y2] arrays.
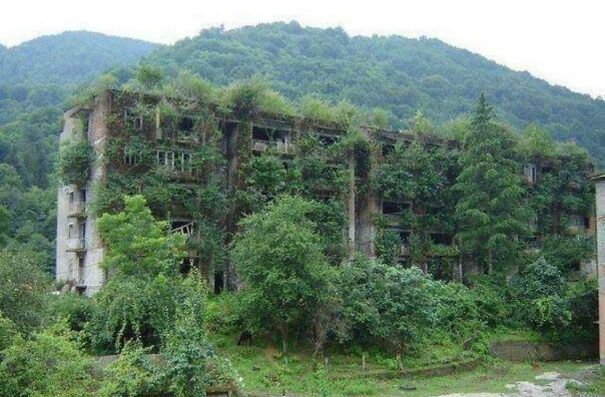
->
[[55, 89, 598, 295]]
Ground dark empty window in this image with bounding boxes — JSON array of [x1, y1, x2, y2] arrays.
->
[[134, 116, 143, 131], [178, 117, 194, 132], [214, 272, 224, 294], [252, 127, 271, 141], [382, 201, 409, 215], [382, 144, 394, 156], [398, 230, 410, 244], [430, 233, 452, 245]]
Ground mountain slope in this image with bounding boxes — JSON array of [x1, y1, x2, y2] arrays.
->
[[147, 21, 605, 161], [0, 31, 159, 85]]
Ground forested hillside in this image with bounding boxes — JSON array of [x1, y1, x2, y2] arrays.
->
[[0, 32, 157, 263], [0, 31, 158, 85], [147, 21, 605, 161]]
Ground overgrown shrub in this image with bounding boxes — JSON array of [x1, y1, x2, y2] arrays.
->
[[0, 321, 96, 397], [87, 274, 181, 353], [563, 278, 598, 342], [48, 292, 96, 333], [56, 140, 93, 186], [510, 257, 572, 335], [99, 341, 160, 397], [0, 248, 50, 333], [161, 273, 239, 396], [0, 311, 19, 351]]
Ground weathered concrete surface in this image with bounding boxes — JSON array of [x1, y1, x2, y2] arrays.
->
[[489, 340, 597, 362], [433, 371, 581, 397], [592, 175, 605, 365]]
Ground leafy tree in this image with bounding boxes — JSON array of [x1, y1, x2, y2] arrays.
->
[[338, 255, 438, 369], [232, 195, 334, 355], [161, 273, 215, 397], [90, 195, 187, 352], [372, 265, 438, 370], [454, 94, 529, 273], [97, 195, 185, 277], [0, 321, 96, 397], [510, 257, 571, 333], [0, 248, 50, 332]]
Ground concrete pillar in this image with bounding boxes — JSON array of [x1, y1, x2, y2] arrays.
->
[[591, 175, 605, 365]]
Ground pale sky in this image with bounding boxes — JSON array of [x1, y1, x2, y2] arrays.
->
[[1, 0, 604, 98]]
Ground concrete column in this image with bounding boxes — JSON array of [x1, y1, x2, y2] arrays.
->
[[592, 175, 605, 365], [347, 154, 356, 257]]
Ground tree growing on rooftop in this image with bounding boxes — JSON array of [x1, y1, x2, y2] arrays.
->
[[454, 94, 529, 274]]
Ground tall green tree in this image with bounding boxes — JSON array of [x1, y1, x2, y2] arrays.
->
[[454, 94, 529, 274], [97, 195, 185, 277], [232, 195, 334, 355]]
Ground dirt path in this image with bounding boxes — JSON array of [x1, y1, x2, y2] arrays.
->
[[433, 371, 583, 397]]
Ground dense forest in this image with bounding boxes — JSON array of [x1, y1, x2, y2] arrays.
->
[[148, 22, 605, 162], [0, 31, 158, 85]]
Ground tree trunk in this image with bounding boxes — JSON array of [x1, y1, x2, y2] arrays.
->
[[281, 326, 288, 365], [396, 352, 404, 372]]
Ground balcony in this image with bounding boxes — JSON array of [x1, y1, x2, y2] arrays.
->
[[67, 201, 86, 218], [66, 237, 86, 253]]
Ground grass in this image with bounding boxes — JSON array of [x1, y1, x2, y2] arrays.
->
[[210, 333, 594, 396], [566, 365, 605, 396]]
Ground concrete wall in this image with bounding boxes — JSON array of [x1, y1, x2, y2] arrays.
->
[[489, 340, 597, 362], [55, 108, 84, 286], [56, 93, 109, 296], [594, 177, 605, 365]]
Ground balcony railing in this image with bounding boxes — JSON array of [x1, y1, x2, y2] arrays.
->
[[170, 222, 195, 238], [252, 139, 291, 154]]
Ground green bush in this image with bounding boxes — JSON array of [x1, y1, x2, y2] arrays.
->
[[563, 278, 598, 341], [48, 292, 95, 333], [0, 321, 96, 397], [87, 274, 181, 353], [0, 311, 20, 351], [510, 257, 572, 335], [99, 341, 160, 397], [0, 248, 50, 333], [205, 292, 243, 334], [56, 140, 93, 186]]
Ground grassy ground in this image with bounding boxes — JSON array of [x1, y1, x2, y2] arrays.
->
[[211, 334, 596, 396], [566, 365, 605, 396]]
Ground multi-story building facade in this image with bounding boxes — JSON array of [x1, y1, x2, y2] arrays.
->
[[55, 89, 597, 295]]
